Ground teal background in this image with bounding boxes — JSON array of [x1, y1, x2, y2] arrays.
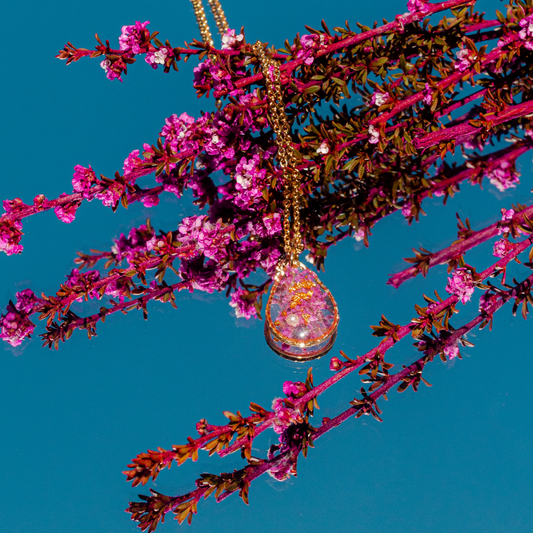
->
[[1, 1, 532, 532]]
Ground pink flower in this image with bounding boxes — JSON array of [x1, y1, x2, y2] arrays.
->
[[485, 160, 520, 192], [401, 201, 412, 217], [65, 269, 101, 301], [445, 268, 475, 304], [54, 194, 79, 223], [229, 288, 257, 319], [141, 195, 160, 207], [221, 29, 244, 50], [15, 289, 37, 314], [72, 165, 97, 199], [368, 125, 380, 144], [479, 291, 499, 313], [95, 181, 126, 208], [118, 21, 150, 54], [370, 91, 390, 107], [422, 83, 433, 105], [0, 219, 23, 255], [100, 58, 123, 82], [454, 48, 476, 72], [330, 356, 342, 371], [354, 227, 365, 242], [271, 398, 303, 435], [317, 141, 329, 155], [518, 14, 533, 50], [407, 0, 430, 14], [501, 208, 515, 221], [262, 213, 282, 236], [0, 301, 35, 347], [295, 34, 324, 65], [493, 238, 515, 258], [145, 47, 169, 69], [123, 150, 143, 177], [443, 342, 459, 360], [283, 381, 307, 397]]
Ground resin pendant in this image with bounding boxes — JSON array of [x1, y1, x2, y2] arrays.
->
[[265, 262, 339, 361]]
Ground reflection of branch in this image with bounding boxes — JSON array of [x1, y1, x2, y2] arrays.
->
[[389, 204, 533, 288], [128, 269, 533, 530]]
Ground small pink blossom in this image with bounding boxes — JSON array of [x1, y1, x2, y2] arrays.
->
[[401, 202, 412, 217], [118, 21, 150, 54], [145, 47, 169, 69], [354, 226, 365, 241], [443, 342, 459, 360], [454, 48, 476, 72], [95, 182, 126, 208], [518, 14, 533, 50], [445, 268, 475, 304], [271, 398, 303, 435], [0, 300, 35, 347], [15, 289, 37, 314], [262, 213, 282, 236], [493, 238, 516, 258], [370, 91, 390, 107], [54, 194, 80, 223], [368, 125, 380, 144], [0, 219, 23, 255], [330, 356, 342, 371], [123, 150, 143, 177], [317, 141, 329, 155], [485, 160, 520, 192], [407, 0, 430, 14], [229, 288, 257, 319], [498, 208, 515, 235], [100, 58, 123, 82], [72, 165, 97, 199], [479, 291, 499, 313], [283, 381, 307, 397], [221, 29, 244, 50], [422, 83, 433, 105]]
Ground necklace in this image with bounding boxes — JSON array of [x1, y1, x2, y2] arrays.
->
[[252, 43, 339, 361], [190, 0, 339, 361]]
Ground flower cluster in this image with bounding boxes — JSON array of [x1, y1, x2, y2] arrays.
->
[[282, 381, 307, 398], [221, 29, 244, 50], [295, 34, 325, 66], [445, 268, 475, 304], [271, 397, 303, 435], [112, 224, 156, 264], [72, 165, 97, 199], [485, 160, 520, 192], [518, 14, 533, 50], [0, 219, 23, 255], [229, 288, 258, 319], [493, 238, 516, 258], [478, 291, 499, 313], [0, 290, 38, 346], [119, 21, 150, 54], [454, 47, 477, 72], [65, 269, 101, 301]]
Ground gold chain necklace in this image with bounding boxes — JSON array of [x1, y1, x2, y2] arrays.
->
[[191, 2, 339, 361]]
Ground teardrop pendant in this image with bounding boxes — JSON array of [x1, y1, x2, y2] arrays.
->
[[265, 262, 339, 361]]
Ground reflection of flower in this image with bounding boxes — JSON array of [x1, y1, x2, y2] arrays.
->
[[443, 342, 459, 360], [485, 160, 520, 192]]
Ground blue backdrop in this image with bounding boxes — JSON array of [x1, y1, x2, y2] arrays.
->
[[1, 0, 532, 532]]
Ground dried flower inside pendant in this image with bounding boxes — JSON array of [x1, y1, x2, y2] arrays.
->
[[265, 262, 339, 361]]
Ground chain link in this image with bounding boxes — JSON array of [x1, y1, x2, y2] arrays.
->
[[190, 0, 229, 46], [252, 42, 303, 266]]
